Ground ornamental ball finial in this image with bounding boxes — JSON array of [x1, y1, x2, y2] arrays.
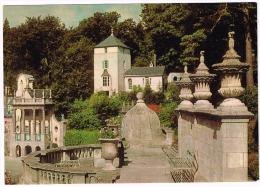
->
[[136, 92, 143, 100], [200, 51, 205, 64], [183, 62, 188, 73]]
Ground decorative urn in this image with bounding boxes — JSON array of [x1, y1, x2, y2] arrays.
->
[[176, 63, 194, 109], [99, 129, 119, 170], [212, 31, 249, 112], [190, 51, 215, 109]]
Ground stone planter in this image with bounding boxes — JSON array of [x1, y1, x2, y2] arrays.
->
[[99, 138, 119, 170], [163, 128, 174, 146]]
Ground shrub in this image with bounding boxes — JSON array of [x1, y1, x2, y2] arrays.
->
[[64, 130, 100, 146], [143, 84, 165, 104], [239, 86, 258, 115], [147, 104, 161, 113], [248, 152, 259, 180], [159, 102, 178, 128], [165, 82, 180, 103], [88, 92, 122, 124], [68, 107, 101, 130]]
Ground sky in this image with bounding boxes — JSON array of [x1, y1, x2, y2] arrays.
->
[[3, 4, 142, 28]]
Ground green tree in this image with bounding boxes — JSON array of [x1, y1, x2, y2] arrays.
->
[[77, 12, 120, 44]]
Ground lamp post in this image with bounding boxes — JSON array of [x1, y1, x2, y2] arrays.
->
[[176, 63, 194, 109], [212, 31, 249, 112], [190, 51, 215, 109]]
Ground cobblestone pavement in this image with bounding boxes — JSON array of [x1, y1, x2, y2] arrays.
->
[[117, 146, 173, 183]]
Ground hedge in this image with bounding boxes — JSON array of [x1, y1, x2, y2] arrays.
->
[[64, 129, 100, 146]]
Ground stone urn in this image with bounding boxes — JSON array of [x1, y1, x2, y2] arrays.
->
[[212, 31, 249, 112], [163, 127, 174, 146], [99, 138, 119, 170]]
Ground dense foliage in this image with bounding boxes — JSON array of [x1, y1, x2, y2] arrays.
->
[[64, 130, 100, 146], [158, 102, 178, 128]]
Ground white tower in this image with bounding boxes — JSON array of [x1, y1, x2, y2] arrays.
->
[[94, 29, 131, 96]]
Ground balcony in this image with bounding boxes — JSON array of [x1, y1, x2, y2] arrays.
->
[[13, 89, 53, 105]]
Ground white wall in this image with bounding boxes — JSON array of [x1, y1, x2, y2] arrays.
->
[[94, 47, 131, 94], [124, 76, 163, 92]]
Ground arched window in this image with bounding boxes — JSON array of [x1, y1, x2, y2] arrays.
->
[[103, 76, 110, 87], [103, 60, 109, 69], [128, 79, 132, 89], [16, 145, 21, 157]]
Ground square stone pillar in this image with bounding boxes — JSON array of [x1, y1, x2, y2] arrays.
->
[[221, 118, 250, 181]]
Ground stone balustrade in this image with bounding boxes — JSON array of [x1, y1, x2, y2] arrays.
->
[[21, 144, 120, 184]]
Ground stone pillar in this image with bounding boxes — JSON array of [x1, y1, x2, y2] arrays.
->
[[42, 108, 45, 134], [221, 117, 251, 181]]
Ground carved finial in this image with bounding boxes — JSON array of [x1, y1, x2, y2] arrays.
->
[[200, 51, 205, 64], [228, 31, 235, 50], [111, 27, 114, 36], [184, 62, 188, 74]]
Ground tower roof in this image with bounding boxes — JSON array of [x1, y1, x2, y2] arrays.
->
[[95, 34, 130, 49]]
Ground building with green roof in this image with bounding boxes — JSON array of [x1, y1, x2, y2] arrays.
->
[[94, 29, 167, 95]]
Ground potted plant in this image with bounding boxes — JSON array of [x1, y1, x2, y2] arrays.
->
[[162, 122, 174, 146], [99, 128, 119, 170], [106, 116, 122, 137]]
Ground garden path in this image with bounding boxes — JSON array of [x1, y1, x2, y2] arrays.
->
[[116, 146, 173, 183]]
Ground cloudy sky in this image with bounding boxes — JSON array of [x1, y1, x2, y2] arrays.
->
[[3, 4, 142, 28]]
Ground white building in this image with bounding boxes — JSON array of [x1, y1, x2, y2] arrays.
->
[[94, 31, 131, 95], [9, 73, 66, 157], [167, 72, 183, 83], [94, 31, 166, 95]]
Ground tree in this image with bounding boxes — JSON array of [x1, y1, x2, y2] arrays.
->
[[77, 12, 120, 44], [51, 37, 95, 115], [3, 16, 66, 89]]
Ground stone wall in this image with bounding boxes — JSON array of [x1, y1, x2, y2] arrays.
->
[[177, 108, 252, 182]]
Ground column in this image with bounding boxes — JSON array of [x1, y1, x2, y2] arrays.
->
[[41, 108, 45, 134], [27, 109, 31, 140], [32, 109, 36, 141], [12, 108, 16, 132], [21, 108, 25, 141]]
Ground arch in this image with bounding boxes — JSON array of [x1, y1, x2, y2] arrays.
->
[[15, 145, 21, 157], [35, 146, 41, 151], [25, 145, 32, 155]]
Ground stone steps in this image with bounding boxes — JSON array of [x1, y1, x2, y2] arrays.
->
[[116, 147, 173, 183]]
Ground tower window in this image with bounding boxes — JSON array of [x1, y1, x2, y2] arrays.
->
[[128, 79, 132, 89], [103, 60, 109, 69], [103, 76, 110, 87]]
